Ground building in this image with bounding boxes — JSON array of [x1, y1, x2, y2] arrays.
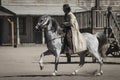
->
[[0, 0, 120, 46]]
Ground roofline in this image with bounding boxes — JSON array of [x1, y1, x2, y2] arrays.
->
[[0, 5, 16, 16]]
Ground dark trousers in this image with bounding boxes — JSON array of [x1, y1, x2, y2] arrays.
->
[[64, 29, 73, 54]]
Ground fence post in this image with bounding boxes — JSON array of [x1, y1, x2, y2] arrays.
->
[[91, 0, 102, 33], [91, 8, 94, 33], [107, 6, 112, 39]]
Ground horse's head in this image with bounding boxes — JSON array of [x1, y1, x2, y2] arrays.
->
[[35, 15, 51, 30], [35, 15, 63, 35]]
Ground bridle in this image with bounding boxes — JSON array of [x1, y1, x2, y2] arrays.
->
[[37, 16, 64, 44]]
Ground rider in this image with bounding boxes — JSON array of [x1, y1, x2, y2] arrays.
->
[[62, 4, 86, 54]]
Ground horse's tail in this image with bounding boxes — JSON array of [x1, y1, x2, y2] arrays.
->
[[95, 32, 108, 58]]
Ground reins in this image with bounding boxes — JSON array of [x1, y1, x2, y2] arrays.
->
[[38, 16, 65, 44], [45, 28, 65, 44], [46, 36, 64, 44]]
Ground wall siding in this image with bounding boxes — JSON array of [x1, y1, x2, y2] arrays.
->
[[1, 0, 120, 44], [2, 0, 120, 10]]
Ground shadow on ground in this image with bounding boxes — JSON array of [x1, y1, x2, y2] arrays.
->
[[0, 72, 97, 78], [40, 61, 120, 65]]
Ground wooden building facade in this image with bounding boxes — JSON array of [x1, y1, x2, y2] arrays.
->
[[0, 0, 120, 46]]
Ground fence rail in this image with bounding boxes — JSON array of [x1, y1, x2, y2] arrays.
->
[[75, 9, 120, 46], [109, 11, 120, 45]]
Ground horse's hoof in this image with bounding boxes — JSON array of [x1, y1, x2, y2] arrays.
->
[[72, 70, 79, 76], [72, 71, 77, 76], [100, 70, 103, 75], [38, 61, 44, 70], [52, 71, 57, 76], [95, 72, 103, 76], [40, 66, 44, 70], [95, 73, 101, 76], [52, 73, 56, 76]]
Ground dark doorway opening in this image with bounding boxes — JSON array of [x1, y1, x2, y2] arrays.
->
[[33, 16, 42, 44], [0, 18, 3, 45]]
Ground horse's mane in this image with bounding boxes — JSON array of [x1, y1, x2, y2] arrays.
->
[[51, 18, 60, 28], [50, 18, 61, 33]]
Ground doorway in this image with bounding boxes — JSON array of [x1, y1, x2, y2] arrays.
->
[[0, 18, 3, 45], [33, 17, 42, 44]]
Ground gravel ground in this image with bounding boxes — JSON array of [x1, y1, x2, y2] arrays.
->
[[0, 45, 120, 80]]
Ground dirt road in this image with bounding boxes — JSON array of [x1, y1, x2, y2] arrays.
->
[[0, 45, 120, 80]]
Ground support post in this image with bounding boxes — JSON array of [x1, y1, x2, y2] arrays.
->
[[17, 17, 20, 45], [11, 22, 14, 46], [106, 6, 112, 42], [95, 0, 100, 10], [42, 29, 45, 44], [8, 18, 14, 47], [91, 0, 102, 33]]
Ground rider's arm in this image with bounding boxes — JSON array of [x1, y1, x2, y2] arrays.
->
[[62, 15, 72, 27], [62, 22, 72, 27]]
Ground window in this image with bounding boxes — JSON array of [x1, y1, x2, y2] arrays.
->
[[19, 17, 26, 35]]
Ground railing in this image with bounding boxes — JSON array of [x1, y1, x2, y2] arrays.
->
[[75, 9, 120, 46], [109, 11, 120, 45], [53, 8, 120, 46], [91, 9, 120, 46], [75, 11, 91, 29], [91, 10, 107, 28], [75, 10, 107, 33]]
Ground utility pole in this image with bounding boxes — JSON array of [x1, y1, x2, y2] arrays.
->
[[0, 0, 1, 6], [91, 0, 102, 33], [95, 0, 100, 10]]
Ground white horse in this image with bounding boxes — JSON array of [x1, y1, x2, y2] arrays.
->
[[35, 15, 107, 76]]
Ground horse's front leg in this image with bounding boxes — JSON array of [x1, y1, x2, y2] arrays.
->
[[39, 50, 51, 70], [52, 50, 60, 76]]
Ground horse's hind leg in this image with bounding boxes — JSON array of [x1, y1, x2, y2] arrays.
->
[[97, 56, 103, 76], [91, 51, 103, 76], [72, 51, 86, 75], [39, 50, 51, 70]]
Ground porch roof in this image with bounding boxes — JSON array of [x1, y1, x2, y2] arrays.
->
[[0, 11, 13, 16], [3, 5, 87, 16], [0, 6, 16, 16]]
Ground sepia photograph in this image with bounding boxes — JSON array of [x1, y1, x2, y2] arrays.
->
[[0, 0, 120, 80]]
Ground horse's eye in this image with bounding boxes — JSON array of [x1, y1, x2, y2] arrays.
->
[[40, 20, 43, 22], [44, 17, 47, 20]]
